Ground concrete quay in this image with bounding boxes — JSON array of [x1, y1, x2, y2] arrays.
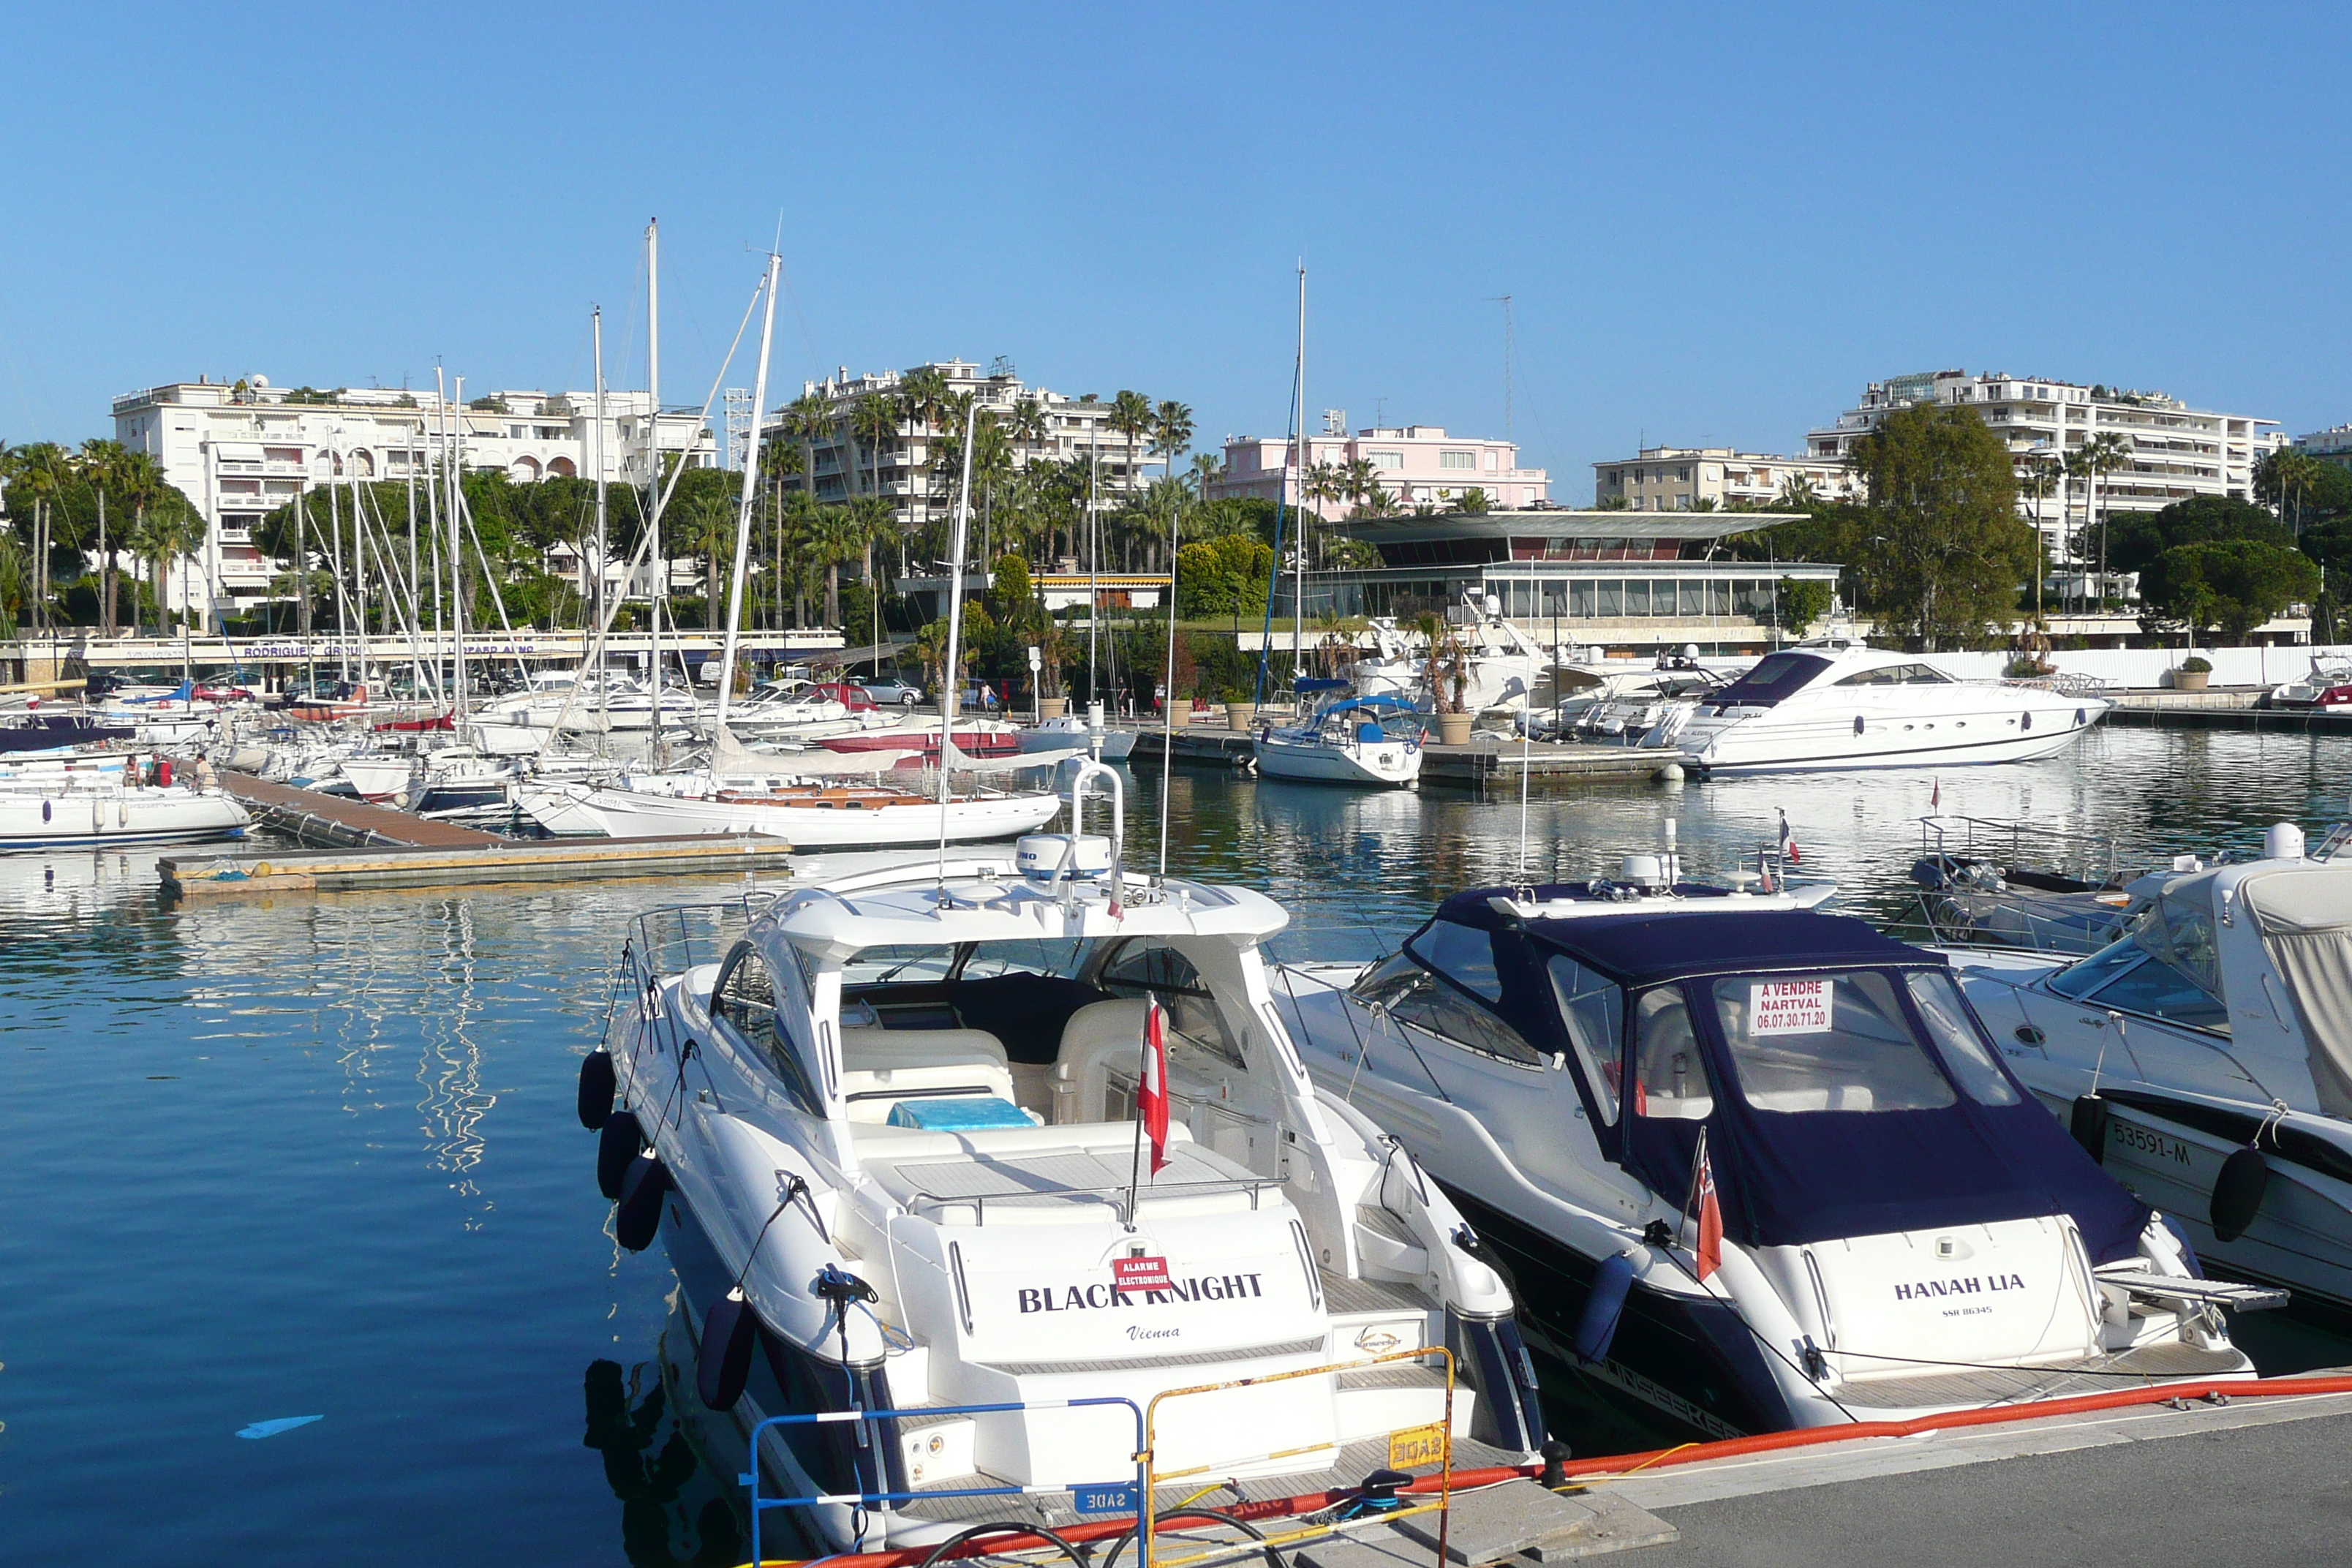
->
[[2105, 688, 2352, 733]]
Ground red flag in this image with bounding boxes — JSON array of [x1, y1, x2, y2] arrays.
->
[[1931, 777, 1941, 810], [1137, 1000, 1171, 1175], [1694, 1139, 1723, 1282]]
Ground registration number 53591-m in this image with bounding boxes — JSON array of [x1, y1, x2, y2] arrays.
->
[[2110, 1119, 2195, 1166]]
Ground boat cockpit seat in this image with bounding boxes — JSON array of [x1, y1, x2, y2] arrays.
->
[[1045, 1000, 1152, 1125], [837, 1026, 1017, 1125]]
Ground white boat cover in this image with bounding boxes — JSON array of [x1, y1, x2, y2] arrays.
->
[[2243, 865, 2352, 1119]]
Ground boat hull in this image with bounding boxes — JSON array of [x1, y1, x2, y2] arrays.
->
[[1254, 733, 1422, 786], [0, 789, 250, 848], [535, 782, 1064, 845], [1677, 696, 2110, 774]]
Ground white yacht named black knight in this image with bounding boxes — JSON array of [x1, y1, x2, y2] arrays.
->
[[578, 763, 1546, 1553]]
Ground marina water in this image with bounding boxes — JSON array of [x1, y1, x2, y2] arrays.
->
[[6, 725, 2351, 1564]]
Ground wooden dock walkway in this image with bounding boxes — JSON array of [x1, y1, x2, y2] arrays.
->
[[216, 771, 506, 849], [1125, 724, 1667, 790], [167, 771, 796, 896]]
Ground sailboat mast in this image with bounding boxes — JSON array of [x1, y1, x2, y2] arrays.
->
[[646, 218, 663, 762], [936, 397, 979, 881], [714, 253, 781, 739], [1087, 439, 1099, 706], [448, 372, 469, 722], [592, 306, 607, 679], [1291, 263, 1306, 694]]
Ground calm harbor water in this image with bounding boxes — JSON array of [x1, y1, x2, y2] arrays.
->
[[6, 724, 2352, 1564]]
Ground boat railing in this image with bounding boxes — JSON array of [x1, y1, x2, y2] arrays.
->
[[900, 1173, 1283, 1228], [745, 1396, 1147, 1568], [1918, 813, 2122, 886], [620, 894, 771, 992]]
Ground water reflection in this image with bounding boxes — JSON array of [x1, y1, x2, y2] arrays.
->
[[584, 1345, 743, 1568]]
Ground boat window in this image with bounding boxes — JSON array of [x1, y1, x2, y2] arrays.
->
[[1904, 970, 2022, 1106], [2048, 901, 2231, 1036], [840, 944, 962, 985], [1404, 919, 1503, 1001], [1350, 949, 1426, 1008], [1390, 973, 1548, 1068], [1631, 987, 1714, 1119], [1546, 954, 1624, 1123], [961, 938, 1089, 980], [1833, 662, 1953, 687], [1707, 652, 1833, 708], [712, 942, 824, 1115], [1098, 941, 1245, 1068], [1709, 971, 1957, 1112]]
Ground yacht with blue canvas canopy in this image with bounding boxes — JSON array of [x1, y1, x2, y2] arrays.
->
[[1254, 685, 1425, 787], [1272, 864, 2264, 1439]]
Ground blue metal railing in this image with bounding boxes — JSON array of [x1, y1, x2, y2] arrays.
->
[[746, 1397, 1147, 1568]]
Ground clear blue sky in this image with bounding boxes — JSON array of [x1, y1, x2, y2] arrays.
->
[[4, 4, 2345, 502]]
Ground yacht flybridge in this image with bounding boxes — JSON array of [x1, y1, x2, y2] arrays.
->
[[1273, 855, 2261, 1439], [1641, 641, 2111, 774], [578, 763, 1546, 1553]]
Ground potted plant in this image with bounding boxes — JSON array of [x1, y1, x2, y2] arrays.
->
[[1418, 613, 1476, 744], [1223, 686, 1255, 731], [2175, 655, 2212, 692], [1033, 621, 1071, 718]]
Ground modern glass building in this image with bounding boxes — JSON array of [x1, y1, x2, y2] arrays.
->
[[1300, 510, 1844, 654]]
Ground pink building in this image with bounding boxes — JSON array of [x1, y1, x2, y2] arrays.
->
[[1208, 425, 1548, 511]]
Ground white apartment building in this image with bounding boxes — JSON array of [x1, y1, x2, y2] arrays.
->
[[110, 377, 715, 622], [1591, 447, 1860, 511], [1208, 424, 1548, 512], [1806, 371, 2283, 557], [2296, 423, 2352, 467], [769, 360, 1157, 535]]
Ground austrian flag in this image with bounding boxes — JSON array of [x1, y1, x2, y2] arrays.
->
[[1137, 999, 1171, 1175]]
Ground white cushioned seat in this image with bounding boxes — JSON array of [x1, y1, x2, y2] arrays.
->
[[1049, 1000, 1150, 1125], [838, 1025, 1014, 1124]]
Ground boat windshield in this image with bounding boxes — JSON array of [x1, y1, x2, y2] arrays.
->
[[1707, 652, 1833, 708], [1708, 970, 1958, 1112], [2045, 889, 2231, 1035]]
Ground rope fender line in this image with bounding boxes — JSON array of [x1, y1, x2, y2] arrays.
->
[[726, 1373, 2352, 1568]]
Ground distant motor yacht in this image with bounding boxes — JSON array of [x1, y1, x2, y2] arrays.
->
[[0, 755, 249, 848], [1273, 853, 2264, 1438], [1945, 828, 2352, 1311], [1643, 640, 2111, 774], [578, 763, 1547, 1552]]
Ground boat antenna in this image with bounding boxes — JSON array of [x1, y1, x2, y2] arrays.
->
[[935, 396, 980, 891], [713, 252, 781, 748]]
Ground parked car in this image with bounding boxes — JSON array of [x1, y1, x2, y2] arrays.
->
[[853, 678, 923, 708]]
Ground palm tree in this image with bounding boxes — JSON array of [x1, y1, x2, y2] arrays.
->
[[10, 442, 70, 631], [1338, 456, 1379, 516], [776, 391, 827, 500], [898, 366, 953, 439], [1007, 396, 1049, 470], [2016, 456, 2060, 617], [1775, 474, 1820, 512], [1302, 461, 1346, 521], [1186, 452, 1221, 500], [1150, 400, 1194, 480], [1107, 390, 1154, 496], [850, 392, 901, 502], [133, 490, 206, 633], [806, 505, 867, 625], [2068, 433, 2133, 604], [78, 438, 131, 634], [675, 489, 734, 627]]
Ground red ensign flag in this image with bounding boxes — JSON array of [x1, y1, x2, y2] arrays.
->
[[1695, 1142, 1723, 1282], [1137, 999, 1171, 1175]]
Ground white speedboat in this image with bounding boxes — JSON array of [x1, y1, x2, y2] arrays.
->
[[1272, 853, 2264, 1438], [1254, 695, 1423, 788], [1644, 641, 2111, 774], [1018, 712, 1136, 761], [2266, 657, 2352, 709], [577, 763, 1547, 1552], [0, 757, 250, 848], [1352, 599, 1548, 715], [1945, 828, 2352, 1310]]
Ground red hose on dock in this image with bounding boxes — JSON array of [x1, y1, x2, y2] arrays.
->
[[739, 1375, 2352, 1568]]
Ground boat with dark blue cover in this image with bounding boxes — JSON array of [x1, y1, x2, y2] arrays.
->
[[1275, 866, 2273, 1437]]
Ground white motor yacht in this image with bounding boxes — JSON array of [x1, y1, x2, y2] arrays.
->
[[1271, 851, 2264, 1439], [1945, 829, 2352, 1311], [576, 764, 1548, 1552], [1642, 641, 2111, 774], [1352, 598, 1549, 716], [1254, 695, 1423, 788], [521, 769, 1066, 846]]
